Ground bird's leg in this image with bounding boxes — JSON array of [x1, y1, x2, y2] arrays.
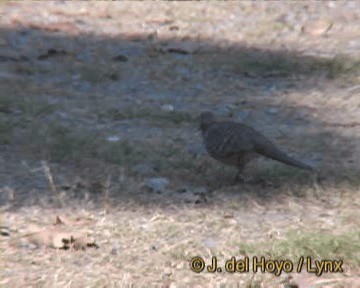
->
[[234, 162, 257, 184], [234, 164, 247, 183], [235, 170, 244, 183]]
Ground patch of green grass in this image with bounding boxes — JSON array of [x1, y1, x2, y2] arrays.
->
[[194, 52, 360, 81], [78, 62, 122, 82], [97, 107, 196, 126], [1, 94, 59, 145], [18, 120, 200, 175], [314, 55, 360, 81], [12, 62, 51, 75], [239, 229, 360, 268], [25, 122, 96, 162], [0, 114, 17, 145], [1, 93, 57, 117], [259, 163, 310, 180], [24, 122, 151, 165], [98, 139, 151, 165]]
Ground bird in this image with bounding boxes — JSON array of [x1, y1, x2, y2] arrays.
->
[[200, 111, 314, 181]]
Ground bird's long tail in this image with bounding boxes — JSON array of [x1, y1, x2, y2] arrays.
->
[[255, 141, 314, 171]]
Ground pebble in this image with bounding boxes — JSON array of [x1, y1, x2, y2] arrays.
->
[[161, 104, 174, 112], [106, 136, 121, 142], [145, 177, 169, 193], [266, 107, 279, 115]]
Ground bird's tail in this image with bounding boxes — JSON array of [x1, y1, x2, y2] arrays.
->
[[255, 141, 314, 171]]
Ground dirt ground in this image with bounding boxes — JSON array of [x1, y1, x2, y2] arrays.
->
[[1, 2, 360, 287]]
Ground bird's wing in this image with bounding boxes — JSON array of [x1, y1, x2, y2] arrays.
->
[[212, 122, 256, 157]]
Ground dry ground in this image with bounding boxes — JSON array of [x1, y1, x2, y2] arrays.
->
[[1, 2, 360, 287]]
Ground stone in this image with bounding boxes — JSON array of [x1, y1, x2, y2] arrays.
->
[[161, 104, 174, 112], [145, 177, 169, 193]]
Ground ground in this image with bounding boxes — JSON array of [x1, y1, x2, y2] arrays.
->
[[1, 2, 360, 287]]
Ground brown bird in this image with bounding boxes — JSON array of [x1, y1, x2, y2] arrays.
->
[[200, 111, 314, 181]]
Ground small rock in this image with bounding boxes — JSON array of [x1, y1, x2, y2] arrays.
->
[[106, 136, 120, 142], [145, 177, 169, 193], [266, 107, 279, 115], [161, 104, 174, 112]]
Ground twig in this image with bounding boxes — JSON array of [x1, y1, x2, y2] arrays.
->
[[347, 84, 360, 92], [42, 160, 57, 195], [42, 160, 61, 206]]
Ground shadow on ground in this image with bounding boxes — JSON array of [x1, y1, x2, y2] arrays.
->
[[1, 23, 360, 209]]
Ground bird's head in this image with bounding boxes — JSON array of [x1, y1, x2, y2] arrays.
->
[[199, 111, 215, 131]]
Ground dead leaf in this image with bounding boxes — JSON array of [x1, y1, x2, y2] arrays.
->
[[223, 213, 234, 219], [22, 229, 97, 250], [302, 20, 333, 36], [29, 21, 78, 34], [145, 18, 173, 26], [9, 216, 97, 250], [53, 215, 94, 226]]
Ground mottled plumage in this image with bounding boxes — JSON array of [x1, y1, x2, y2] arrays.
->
[[200, 112, 313, 180]]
